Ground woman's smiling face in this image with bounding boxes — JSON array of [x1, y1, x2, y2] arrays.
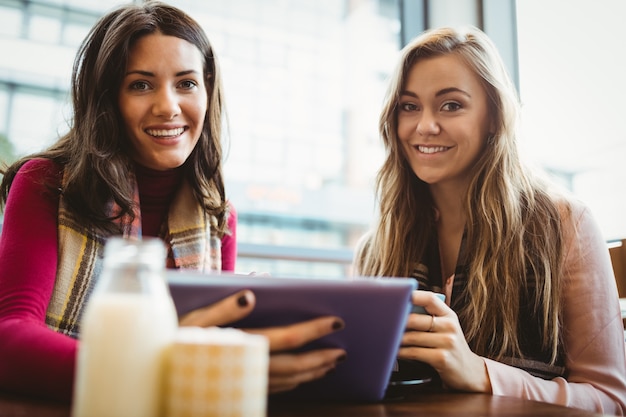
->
[[397, 54, 493, 189], [118, 32, 208, 170]]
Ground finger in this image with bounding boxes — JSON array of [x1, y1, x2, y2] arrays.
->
[[411, 290, 447, 316], [269, 364, 335, 393], [245, 316, 345, 352], [269, 365, 334, 394], [268, 349, 346, 393], [269, 348, 346, 376], [401, 329, 439, 348], [405, 312, 438, 332], [397, 345, 438, 363], [178, 290, 255, 327]]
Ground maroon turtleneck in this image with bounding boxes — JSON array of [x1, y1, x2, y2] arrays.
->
[[134, 162, 184, 237]]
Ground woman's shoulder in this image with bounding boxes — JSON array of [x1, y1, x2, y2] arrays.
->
[[17, 158, 62, 181], [550, 191, 606, 254], [354, 229, 374, 254], [551, 191, 592, 226], [9, 158, 64, 199], [351, 229, 375, 275]]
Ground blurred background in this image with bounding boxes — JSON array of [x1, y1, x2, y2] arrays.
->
[[0, 0, 624, 278]]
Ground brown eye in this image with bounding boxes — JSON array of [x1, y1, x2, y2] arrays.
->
[[178, 80, 198, 90], [129, 81, 150, 91], [441, 102, 461, 111], [400, 103, 419, 112]]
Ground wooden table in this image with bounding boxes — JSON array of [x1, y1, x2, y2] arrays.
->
[[0, 391, 608, 417]]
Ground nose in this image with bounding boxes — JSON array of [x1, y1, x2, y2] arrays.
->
[[416, 109, 440, 136], [152, 87, 181, 119]]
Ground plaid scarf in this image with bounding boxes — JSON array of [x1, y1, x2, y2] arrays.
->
[[46, 171, 215, 338]]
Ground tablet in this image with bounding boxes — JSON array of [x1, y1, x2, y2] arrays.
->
[[166, 271, 417, 402]]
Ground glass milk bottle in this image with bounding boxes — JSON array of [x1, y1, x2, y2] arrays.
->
[[71, 237, 178, 417]]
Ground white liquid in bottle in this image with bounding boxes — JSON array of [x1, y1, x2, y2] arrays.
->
[[71, 237, 178, 417]]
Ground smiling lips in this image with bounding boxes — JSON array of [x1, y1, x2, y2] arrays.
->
[[416, 145, 450, 154], [145, 127, 185, 138]]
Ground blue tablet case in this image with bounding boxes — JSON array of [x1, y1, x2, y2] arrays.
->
[[166, 271, 417, 402]]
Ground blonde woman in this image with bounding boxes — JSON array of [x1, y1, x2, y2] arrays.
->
[[354, 26, 626, 414]]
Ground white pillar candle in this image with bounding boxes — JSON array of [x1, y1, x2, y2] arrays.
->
[[165, 326, 269, 417]]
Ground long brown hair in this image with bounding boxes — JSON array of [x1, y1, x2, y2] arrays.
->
[[355, 27, 566, 363], [0, 1, 229, 235]]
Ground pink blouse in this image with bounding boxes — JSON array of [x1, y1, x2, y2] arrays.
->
[[484, 199, 626, 415], [0, 158, 237, 402]]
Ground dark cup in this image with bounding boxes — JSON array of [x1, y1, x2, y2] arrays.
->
[[385, 359, 439, 399], [386, 293, 445, 399]]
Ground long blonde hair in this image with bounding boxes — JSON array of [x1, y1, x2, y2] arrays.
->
[[356, 27, 566, 362]]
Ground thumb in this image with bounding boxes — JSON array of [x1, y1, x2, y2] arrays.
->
[[178, 289, 256, 327]]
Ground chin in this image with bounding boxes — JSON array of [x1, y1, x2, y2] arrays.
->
[[159, 154, 192, 170], [414, 173, 439, 185], [165, 161, 187, 170]]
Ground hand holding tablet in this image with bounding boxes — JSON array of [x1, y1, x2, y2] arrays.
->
[[387, 292, 446, 398], [167, 271, 417, 401]]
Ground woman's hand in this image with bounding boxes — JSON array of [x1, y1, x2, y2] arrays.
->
[[178, 289, 255, 327], [178, 290, 347, 394], [399, 290, 492, 393], [245, 317, 346, 393]]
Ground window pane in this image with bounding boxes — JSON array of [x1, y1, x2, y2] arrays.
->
[[0, 88, 8, 133], [516, 0, 626, 240], [9, 93, 61, 155], [0, 7, 22, 37], [62, 22, 92, 47], [28, 15, 62, 43]]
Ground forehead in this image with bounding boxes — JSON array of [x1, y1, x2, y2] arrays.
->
[[403, 54, 485, 97], [126, 33, 204, 70]]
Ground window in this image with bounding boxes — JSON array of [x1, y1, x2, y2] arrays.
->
[[164, 0, 400, 276], [0, 5, 22, 37], [516, 0, 626, 240]]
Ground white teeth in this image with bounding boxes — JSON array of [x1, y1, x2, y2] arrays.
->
[[146, 127, 184, 137], [417, 145, 448, 154]]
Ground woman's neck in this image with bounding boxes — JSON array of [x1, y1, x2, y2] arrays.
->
[[430, 182, 466, 280], [134, 162, 185, 236], [430, 181, 466, 231]]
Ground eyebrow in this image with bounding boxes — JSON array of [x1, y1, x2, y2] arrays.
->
[[124, 69, 199, 77], [400, 87, 472, 99]]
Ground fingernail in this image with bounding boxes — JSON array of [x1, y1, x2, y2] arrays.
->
[[332, 320, 344, 330], [237, 294, 249, 307]]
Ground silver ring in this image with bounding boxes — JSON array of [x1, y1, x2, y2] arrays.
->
[[428, 315, 436, 332]]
